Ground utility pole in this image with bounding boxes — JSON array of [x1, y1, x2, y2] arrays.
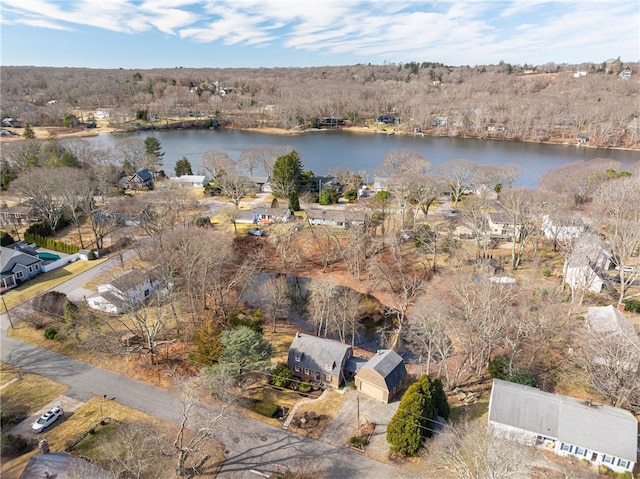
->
[[1, 295, 14, 329], [356, 394, 360, 435]]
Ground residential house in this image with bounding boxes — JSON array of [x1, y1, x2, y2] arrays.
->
[[541, 215, 585, 242], [432, 116, 448, 126], [87, 269, 161, 314], [287, 333, 352, 388], [0, 203, 39, 227], [0, 245, 43, 292], [563, 235, 612, 294], [619, 68, 632, 79], [121, 169, 154, 190], [586, 305, 640, 351], [20, 451, 115, 479], [169, 175, 210, 188], [488, 379, 637, 474], [354, 350, 407, 403], [577, 133, 590, 145], [252, 207, 291, 225], [306, 208, 366, 228], [487, 210, 519, 239]]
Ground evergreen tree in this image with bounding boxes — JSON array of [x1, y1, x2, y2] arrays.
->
[[430, 376, 450, 420], [174, 156, 193, 177], [386, 380, 427, 455], [23, 124, 35, 139], [271, 150, 303, 198], [288, 191, 300, 211]]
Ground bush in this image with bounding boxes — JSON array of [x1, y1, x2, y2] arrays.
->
[[87, 250, 97, 260], [229, 310, 263, 333], [194, 216, 211, 228], [0, 231, 15, 246], [623, 299, 640, 313], [25, 221, 52, 238], [254, 400, 279, 418], [343, 188, 357, 203], [44, 327, 57, 340], [299, 383, 312, 393], [542, 267, 551, 277], [271, 364, 293, 388]]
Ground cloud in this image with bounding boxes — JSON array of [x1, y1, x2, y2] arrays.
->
[[1, 0, 638, 65]]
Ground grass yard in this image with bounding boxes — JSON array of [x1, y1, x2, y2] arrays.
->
[[1, 396, 223, 479], [1, 258, 105, 311], [0, 363, 68, 426], [448, 390, 490, 423], [0, 363, 22, 385]]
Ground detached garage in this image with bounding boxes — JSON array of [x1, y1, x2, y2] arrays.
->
[[355, 350, 407, 403]]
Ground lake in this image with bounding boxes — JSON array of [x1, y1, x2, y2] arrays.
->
[[88, 129, 640, 188]]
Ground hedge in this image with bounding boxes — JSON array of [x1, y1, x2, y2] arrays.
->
[[24, 232, 80, 254]]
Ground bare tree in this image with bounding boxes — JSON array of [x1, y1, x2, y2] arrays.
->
[[429, 420, 533, 479], [591, 175, 640, 304], [58, 167, 96, 248], [98, 421, 163, 479], [173, 377, 227, 477], [115, 138, 146, 174], [201, 150, 235, 180], [307, 278, 337, 338], [574, 327, 640, 413], [10, 167, 69, 232], [440, 159, 478, 208], [259, 274, 291, 332]]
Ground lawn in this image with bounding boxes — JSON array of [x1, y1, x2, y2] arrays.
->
[[0, 363, 68, 425], [1, 395, 223, 479], [448, 390, 490, 423], [1, 258, 106, 311]]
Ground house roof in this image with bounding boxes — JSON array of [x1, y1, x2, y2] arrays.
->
[[169, 175, 209, 184], [306, 208, 366, 224], [488, 379, 637, 462], [135, 169, 153, 181], [106, 269, 153, 294], [359, 350, 406, 390], [287, 333, 351, 377], [0, 246, 41, 274], [20, 452, 115, 479], [586, 305, 640, 349], [345, 356, 367, 373]]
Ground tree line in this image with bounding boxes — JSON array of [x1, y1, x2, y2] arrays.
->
[[1, 59, 638, 148]]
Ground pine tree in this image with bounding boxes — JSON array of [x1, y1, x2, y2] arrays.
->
[[386, 380, 427, 455], [23, 124, 35, 139]]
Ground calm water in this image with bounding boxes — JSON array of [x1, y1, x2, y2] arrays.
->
[[88, 129, 639, 188]]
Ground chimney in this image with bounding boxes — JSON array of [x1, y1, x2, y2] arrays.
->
[[617, 303, 626, 312], [295, 332, 300, 338]]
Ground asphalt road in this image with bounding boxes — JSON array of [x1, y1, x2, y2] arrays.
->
[[0, 244, 418, 479]]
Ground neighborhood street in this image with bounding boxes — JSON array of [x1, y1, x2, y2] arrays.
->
[[0, 244, 419, 479]]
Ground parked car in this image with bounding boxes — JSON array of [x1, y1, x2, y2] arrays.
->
[[615, 265, 634, 274], [32, 406, 63, 433], [248, 227, 265, 237]]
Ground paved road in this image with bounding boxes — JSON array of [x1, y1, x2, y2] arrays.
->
[[0, 335, 416, 478], [0, 248, 419, 478]]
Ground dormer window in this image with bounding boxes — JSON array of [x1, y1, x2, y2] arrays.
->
[[295, 353, 301, 362], [324, 362, 333, 372]]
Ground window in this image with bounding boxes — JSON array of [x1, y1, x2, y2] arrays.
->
[[303, 368, 309, 375], [325, 374, 331, 381], [617, 459, 629, 469], [560, 443, 572, 453], [574, 447, 585, 456], [294, 354, 301, 362], [324, 363, 332, 372], [294, 365, 300, 372], [602, 455, 615, 465], [15, 271, 23, 279], [28, 266, 33, 272]]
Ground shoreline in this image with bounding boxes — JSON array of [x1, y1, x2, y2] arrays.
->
[[1, 123, 638, 153]]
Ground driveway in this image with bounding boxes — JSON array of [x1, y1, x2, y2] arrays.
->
[[0, 334, 419, 478], [320, 389, 400, 463]]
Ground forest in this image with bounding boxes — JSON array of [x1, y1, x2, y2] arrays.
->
[[1, 58, 639, 148]]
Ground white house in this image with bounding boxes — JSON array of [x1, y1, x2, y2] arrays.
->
[[541, 215, 584, 242], [306, 208, 366, 228], [168, 175, 210, 188], [586, 304, 640, 351], [563, 234, 612, 294], [87, 269, 161, 314], [488, 379, 637, 474]]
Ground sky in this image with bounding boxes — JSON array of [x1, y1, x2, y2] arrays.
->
[[1, 1, 638, 69]]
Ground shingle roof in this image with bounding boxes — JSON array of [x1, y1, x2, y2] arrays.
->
[[586, 305, 640, 349], [489, 379, 637, 461], [136, 169, 153, 181], [360, 350, 406, 390], [0, 246, 41, 274], [287, 333, 351, 377]]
